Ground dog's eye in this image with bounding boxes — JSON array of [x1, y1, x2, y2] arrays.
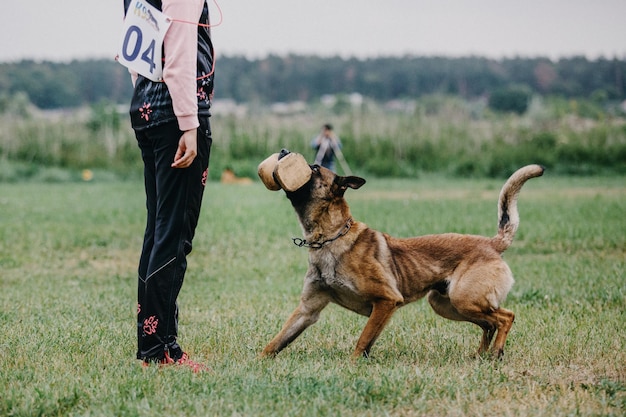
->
[[311, 165, 320, 173]]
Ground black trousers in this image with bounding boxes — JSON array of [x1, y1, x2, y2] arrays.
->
[[134, 118, 212, 360]]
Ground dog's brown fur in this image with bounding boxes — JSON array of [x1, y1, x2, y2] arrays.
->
[[261, 164, 544, 360]]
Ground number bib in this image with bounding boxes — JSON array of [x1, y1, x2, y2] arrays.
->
[[118, 0, 172, 82]]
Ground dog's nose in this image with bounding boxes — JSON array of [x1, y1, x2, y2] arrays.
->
[[278, 149, 291, 160]]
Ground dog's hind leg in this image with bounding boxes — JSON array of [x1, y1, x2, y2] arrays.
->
[[427, 290, 467, 322], [448, 261, 515, 357], [352, 299, 399, 360], [478, 324, 496, 355], [487, 308, 515, 357], [261, 291, 330, 358], [428, 290, 503, 356], [429, 290, 495, 355], [456, 308, 514, 358]]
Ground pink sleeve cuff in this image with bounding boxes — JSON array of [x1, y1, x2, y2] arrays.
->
[[177, 114, 200, 132]]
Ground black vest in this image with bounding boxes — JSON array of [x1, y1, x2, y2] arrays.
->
[[124, 0, 214, 130]]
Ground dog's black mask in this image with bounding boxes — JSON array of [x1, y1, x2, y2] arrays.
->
[[286, 164, 366, 208]]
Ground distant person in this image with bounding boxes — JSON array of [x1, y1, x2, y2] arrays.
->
[[311, 123, 342, 172], [123, 0, 214, 372]]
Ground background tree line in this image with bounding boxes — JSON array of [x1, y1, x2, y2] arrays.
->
[[2, 54, 625, 181], [0, 55, 624, 110]]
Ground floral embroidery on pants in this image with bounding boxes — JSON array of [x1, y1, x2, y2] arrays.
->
[[139, 102, 152, 121], [143, 316, 158, 335]]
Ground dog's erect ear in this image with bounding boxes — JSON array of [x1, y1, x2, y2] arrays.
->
[[336, 175, 366, 191]]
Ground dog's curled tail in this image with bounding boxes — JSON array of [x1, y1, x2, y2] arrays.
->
[[492, 164, 544, 253]]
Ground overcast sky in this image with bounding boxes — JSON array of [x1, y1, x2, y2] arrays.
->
[[1, 0, 624, 63]]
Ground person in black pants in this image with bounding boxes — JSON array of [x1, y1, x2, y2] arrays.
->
[[124, 0, 214, 371]]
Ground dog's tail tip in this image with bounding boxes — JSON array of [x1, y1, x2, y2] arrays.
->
[[536, 164, 546, 177], [492, 164, 545, 253], [522, 163, 546, 179]]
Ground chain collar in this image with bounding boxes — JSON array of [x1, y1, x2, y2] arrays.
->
[[292, 218, 353, 249]]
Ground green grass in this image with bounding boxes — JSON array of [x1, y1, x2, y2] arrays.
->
[[1, 173, 625, 416]]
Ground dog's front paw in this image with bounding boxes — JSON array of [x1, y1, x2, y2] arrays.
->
[[259, 347, 278, 359], [350, 349, 371, 362]]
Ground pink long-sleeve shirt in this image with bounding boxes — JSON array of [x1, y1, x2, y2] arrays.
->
[[162, 0, 204, 131], [131, 0, 204, 132]]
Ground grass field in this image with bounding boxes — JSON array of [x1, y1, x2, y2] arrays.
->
[[1, 172, 624, 416]]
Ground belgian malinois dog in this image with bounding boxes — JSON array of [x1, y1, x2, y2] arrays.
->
[[261, 162, 544, 360]]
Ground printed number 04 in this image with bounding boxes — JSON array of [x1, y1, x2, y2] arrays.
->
[[122, 25, 157, 75]]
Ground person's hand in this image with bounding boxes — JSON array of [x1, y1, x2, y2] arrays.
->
[[171, 129, 197, 168]]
